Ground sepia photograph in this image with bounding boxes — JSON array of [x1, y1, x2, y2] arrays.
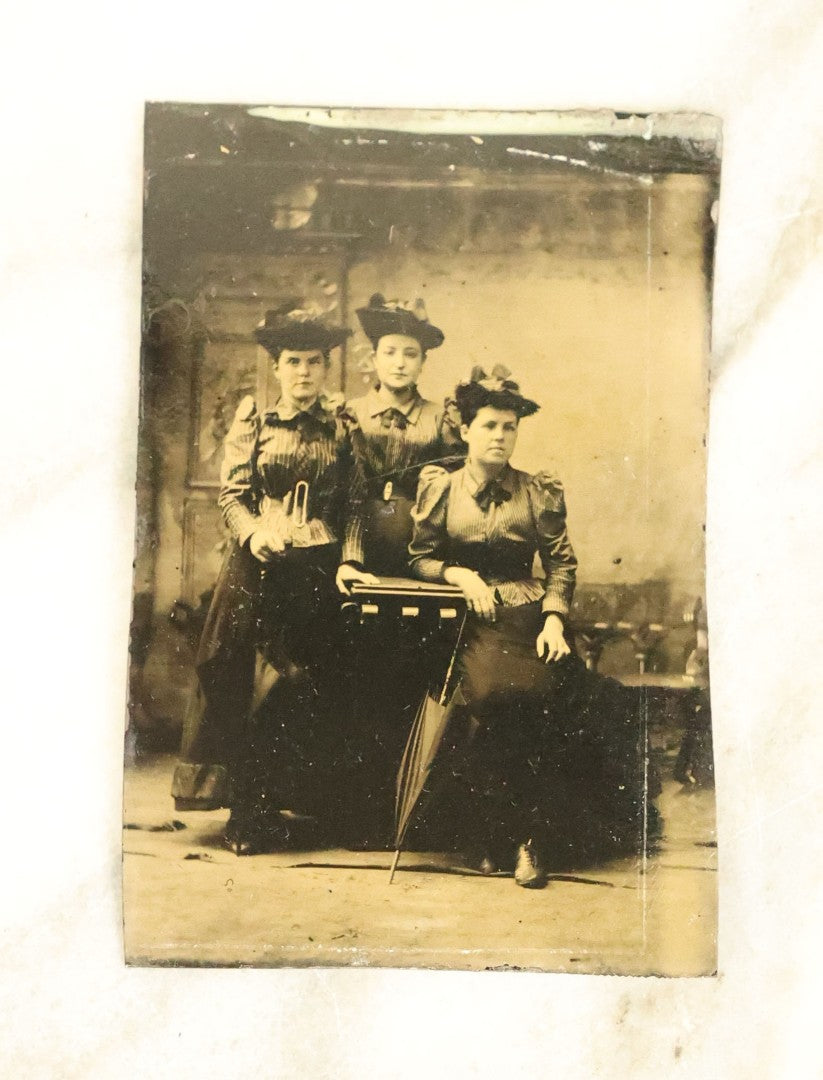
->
[[125, 104, 719, 974]]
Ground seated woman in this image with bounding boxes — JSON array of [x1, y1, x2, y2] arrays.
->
[[408, 367, 659, 887], [175, 301, 352, 855]]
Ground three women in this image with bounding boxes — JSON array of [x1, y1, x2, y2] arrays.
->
[[178, 295, 656, 878]]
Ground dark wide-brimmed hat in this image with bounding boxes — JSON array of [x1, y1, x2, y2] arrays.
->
[[356, 293, 445, 351], [254, 300, 352, 357], [454, 365, 540, 420]]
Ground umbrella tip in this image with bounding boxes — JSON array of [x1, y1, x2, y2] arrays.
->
[[388, 849, 401, 884]]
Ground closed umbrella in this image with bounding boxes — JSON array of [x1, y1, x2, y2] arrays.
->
[[389, 612, 468, 883]]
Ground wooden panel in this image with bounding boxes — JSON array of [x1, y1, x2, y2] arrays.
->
[[187, 250, 350, 487], [203, 296, 272, 337], [188, 340, 258, 487], [173, 251, 347, 298], [181, 496, 231, 607]]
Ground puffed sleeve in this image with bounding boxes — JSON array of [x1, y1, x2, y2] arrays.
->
[[528, 471, 578, 617], [436, 397, 467, 471], [408, 470, 452, 582], [216, 396, 262, 545]]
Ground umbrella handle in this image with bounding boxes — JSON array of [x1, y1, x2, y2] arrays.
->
[[439, 611, 468, 705]]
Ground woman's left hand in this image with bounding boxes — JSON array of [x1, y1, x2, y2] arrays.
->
[[536, 614, 571, 663]]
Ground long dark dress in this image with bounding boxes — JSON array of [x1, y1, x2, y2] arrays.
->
[[172, 394, 350, 839], [336, 387, 464, 842], [408, 464, 660, 868]]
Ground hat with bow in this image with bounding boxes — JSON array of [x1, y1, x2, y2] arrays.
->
[[356, 293, 445, 352], [254, 299, 352, 357], [454, 365, 540, 421]]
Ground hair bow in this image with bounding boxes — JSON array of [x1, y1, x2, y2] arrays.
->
[[469, 364, 521, 393], [368, 293, 430, 324], [256, 300, 327, 330]]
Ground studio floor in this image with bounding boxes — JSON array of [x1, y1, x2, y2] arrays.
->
[[123, 748, 717, 976]]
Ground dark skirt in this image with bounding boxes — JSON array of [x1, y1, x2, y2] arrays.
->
[[172, 541, 261, 809], [339, 480, 461, 840], [172, 541, 349, 829], [342, 494, 433, 843], [425, 602, 660, 868], [342, 603, 461, 846], [229, 543, 353, 833], [256, 543, 343, 668]]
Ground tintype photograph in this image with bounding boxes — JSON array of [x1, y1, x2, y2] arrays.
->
[[125, 104, 719, 974]]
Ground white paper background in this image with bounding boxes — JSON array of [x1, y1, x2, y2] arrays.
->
[[1, 1, 821, 1075]]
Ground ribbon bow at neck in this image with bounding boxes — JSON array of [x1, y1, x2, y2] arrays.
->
[[474, 479, 512, 512], [379, 407, 410, 432]]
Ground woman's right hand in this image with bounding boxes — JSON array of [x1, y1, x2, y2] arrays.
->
[[249, 529, 286, 562], [336, 563, 381, 595], [444, 567, 497, 622]]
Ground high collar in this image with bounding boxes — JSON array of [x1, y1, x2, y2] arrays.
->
[[264, 397, 327, 422], [366, 386, 424, 425], [462, 462, 516, 496]]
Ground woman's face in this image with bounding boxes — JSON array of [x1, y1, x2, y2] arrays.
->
[[372, 334, 424, 392], [461, 406, 519, 468], [274, 349, 329, 405]]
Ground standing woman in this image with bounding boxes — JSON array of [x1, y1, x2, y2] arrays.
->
[[333, 294, 464, 842], [173, 302, 352, 855], [335, 293, 462, 590], [409, 367, 658, 887]]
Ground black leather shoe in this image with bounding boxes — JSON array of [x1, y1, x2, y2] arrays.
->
[[463, 845, 500, 876], [224, 821, 288, 857], [477, 854, 499, 876], [223, 832, 258, 857]]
